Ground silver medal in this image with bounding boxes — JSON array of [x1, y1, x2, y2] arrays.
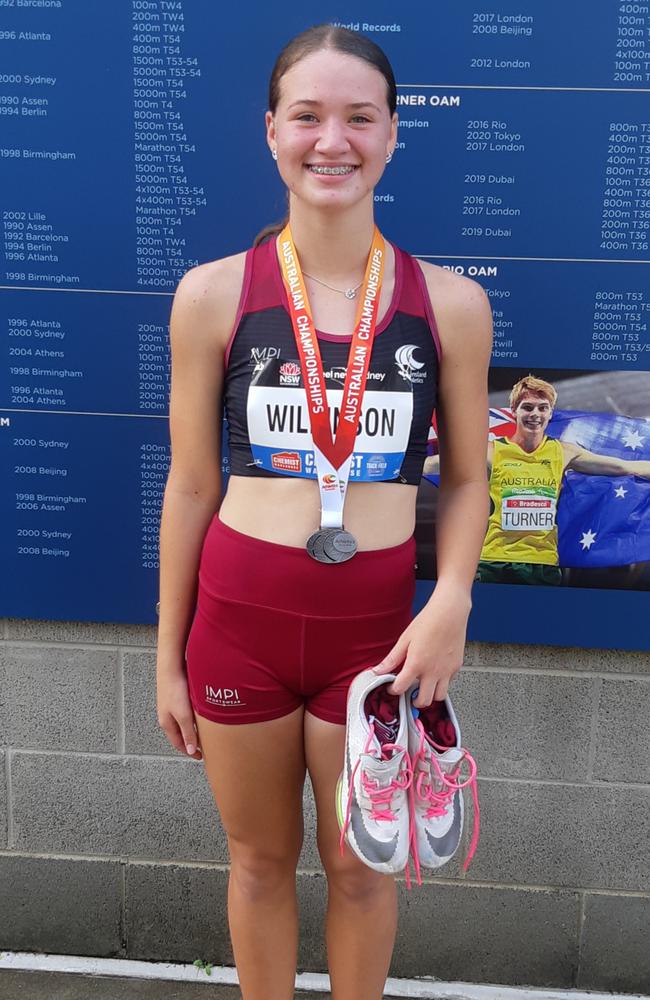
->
[[306, 528, 358, 563]]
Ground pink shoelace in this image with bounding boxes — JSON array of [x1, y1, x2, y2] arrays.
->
[[407, 718, 481, 886], [339, 723, 412, 856]]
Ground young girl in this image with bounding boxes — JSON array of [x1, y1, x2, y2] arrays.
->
[[156, 25, 491, 1000]]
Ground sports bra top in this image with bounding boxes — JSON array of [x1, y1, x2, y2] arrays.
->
[[224, 237, 441, 485]]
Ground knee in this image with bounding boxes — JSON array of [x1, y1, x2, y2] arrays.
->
[[229, 841, 300, 903], [321, 850, 395, 908]]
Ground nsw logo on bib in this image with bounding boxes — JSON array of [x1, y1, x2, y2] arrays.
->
[[246, 357, 412, 481]]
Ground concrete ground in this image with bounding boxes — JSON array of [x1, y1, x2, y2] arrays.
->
[[0, 970, 324, 1000]]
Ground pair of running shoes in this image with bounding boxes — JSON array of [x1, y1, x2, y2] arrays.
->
[[336, 668, 480, 885]]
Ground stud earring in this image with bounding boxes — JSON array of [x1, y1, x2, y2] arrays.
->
[[386, 151, 393, 164], [271, 148, 278, 160]]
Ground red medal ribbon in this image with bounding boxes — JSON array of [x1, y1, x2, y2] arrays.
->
[[278, 224, 385, 472]]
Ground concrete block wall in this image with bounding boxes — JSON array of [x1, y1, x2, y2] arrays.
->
[[1, 618, 649, 994]]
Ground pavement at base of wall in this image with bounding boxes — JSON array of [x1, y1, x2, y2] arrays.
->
[[2, 967, 649, 1000], [2, 970, 325, 1000]]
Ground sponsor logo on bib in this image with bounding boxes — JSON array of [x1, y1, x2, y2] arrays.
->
[[501, 487, 557, 531], [323, 367, 386, 384], [271, 451, 302, 473], [367, 454, 388, 477]]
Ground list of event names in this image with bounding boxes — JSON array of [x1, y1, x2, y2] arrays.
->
[[132, 0, 203, 290], [612, 2, 650, 84], [601, 120, 650, 254]]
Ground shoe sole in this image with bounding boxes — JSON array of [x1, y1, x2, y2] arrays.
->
[[335, 774, 345, 831]]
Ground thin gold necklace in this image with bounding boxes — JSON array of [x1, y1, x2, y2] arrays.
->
[[302, 271, 364, 300]]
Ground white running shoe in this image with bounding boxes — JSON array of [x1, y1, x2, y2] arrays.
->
[[336, 668, 412, 874], [406, 687, 480, 874]]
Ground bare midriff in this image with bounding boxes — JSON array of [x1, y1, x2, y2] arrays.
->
[[219, 475, 418, 551]]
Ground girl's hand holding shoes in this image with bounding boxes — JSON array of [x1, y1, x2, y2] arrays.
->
[[372, 584, 471, 707]]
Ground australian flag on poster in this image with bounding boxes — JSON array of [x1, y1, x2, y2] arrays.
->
[[552, 410, 650, 568]]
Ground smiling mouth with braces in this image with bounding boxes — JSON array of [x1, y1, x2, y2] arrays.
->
[[307, 165, 357, 175]]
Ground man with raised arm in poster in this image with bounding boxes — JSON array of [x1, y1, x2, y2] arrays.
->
[[425, 375, 650, 586]]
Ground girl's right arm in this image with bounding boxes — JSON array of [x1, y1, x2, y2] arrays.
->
[[156, 255, 245, 758]]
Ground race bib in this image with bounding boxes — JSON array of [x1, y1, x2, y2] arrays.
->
[[246, 357, 413, 481], [500, 486, 557, 531]]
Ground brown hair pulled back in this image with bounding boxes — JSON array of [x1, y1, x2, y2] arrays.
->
[[254, 24, 397, 246]]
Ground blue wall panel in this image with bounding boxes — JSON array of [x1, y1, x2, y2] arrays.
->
[[1, 2, 648, 645]]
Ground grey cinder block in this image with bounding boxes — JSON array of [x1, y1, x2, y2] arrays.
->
[[5, 618, 157, 647], [298, 777, 321, 871], [452, 671, 594, 781], [0, 855, 122, 956], [593, 678, 650, 784], [11, 752, 228, 861], [579, 892, 650, 993], [296, 871, 485, 976], [0, 645, 119, 752], [469, 779, 650, 891], [123, 650, 171, 755], [0, 751, 6, 848], [465, 641, 648, 675], [293, 875, 581, 987], [126, 862, 232, 964], [296, 871, 328, 972], [127, 865, 335, 974], [394, 881, 580, 987]]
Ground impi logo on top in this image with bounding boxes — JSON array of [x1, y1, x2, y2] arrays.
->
[[250, 346, 281, 371]]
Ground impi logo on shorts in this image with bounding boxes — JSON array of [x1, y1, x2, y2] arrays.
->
[[205, 685, 246, 707]]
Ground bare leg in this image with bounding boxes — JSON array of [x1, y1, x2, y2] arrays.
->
[[305, 711, 398, 1000], [196, 706, 306, 1000]]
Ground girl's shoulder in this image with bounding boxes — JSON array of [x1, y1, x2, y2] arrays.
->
[[413, 256, 488, 308], [177, 249, 248, 306], [411, 256, 493, 360], [170, 251, 249, 351]]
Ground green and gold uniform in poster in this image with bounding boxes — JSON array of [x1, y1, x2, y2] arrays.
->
[[481, 436, 564, 566]]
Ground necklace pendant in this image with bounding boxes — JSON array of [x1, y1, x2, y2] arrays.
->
[[345, 287, 356, 300]]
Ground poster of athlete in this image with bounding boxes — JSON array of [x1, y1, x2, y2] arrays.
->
[[416, 368, 650, 590]]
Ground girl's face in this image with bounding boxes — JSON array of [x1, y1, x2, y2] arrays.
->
[[266, 48, 397, 213]]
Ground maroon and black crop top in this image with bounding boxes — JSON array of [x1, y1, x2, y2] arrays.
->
[[223, 237, 441, 486]]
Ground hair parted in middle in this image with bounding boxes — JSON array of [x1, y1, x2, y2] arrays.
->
[[268, 24, 397, 116]]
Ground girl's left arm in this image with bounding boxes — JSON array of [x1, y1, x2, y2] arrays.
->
[[375, 268, 493, 707]]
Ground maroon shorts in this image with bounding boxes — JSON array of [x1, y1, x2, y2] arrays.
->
[[185, 517, 416, 726]]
